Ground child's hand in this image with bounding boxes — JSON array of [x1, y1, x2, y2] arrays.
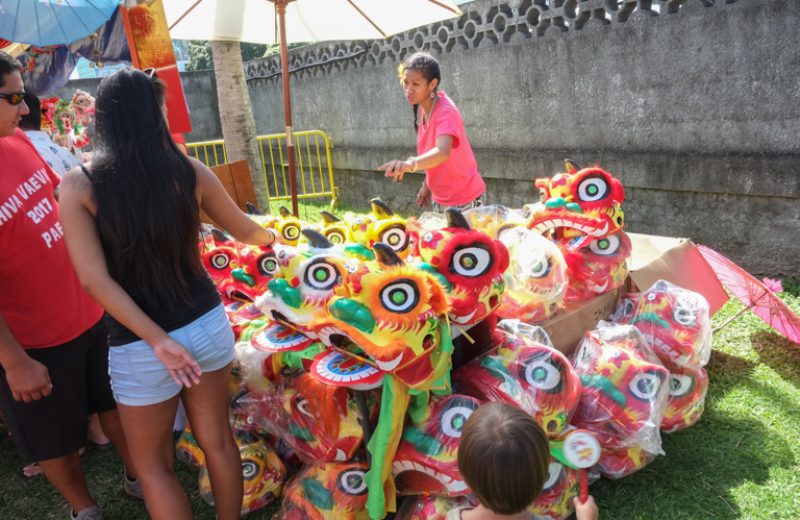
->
[[573, 496, 599, 520]]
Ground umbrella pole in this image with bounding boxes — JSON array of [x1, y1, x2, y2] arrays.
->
[[713, 305, 752, 333], [276, 0, 300, 217]]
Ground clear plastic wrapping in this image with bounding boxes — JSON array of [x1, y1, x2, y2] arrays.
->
[[560, 232, 631, 303], [495, 227, 568, 323], [570, 325, 670, 478], [661, 366, 708, 433], [453, 324, 580, 437], [393, 394, 482, 497], [395, 495, 478, 520], [275, 462, 370, 520], [198, 430, 286, 515], [610, 279, 712, 370]]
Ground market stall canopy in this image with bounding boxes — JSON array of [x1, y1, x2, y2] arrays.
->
[[0, 0, 120, 47], [166, 0, 462, 217], [165, 0, 462, 44]]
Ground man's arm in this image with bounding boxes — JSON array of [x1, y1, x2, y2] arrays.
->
[[0, 314, 52, 402]]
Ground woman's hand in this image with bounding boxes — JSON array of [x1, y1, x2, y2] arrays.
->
[[416, 182, 432, 208], [151, 337, 202, 388], [377, 159, 413, 182]]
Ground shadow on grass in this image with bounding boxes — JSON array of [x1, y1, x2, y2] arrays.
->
[[751, 330, 800, 390]]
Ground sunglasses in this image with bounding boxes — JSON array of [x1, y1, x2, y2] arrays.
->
[[143, 67, 158, 79], [0, 92, 25, 106]]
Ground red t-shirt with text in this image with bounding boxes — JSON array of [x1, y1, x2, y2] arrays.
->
[[0, 130, 102, 349]]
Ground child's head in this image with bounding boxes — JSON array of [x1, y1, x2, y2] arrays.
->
[[458, 402, 550, 515]]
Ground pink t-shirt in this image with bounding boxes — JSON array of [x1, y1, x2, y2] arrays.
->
[[417, 91, 486, 206]]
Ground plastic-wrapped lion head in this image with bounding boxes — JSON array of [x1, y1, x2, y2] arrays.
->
[[571, 326, 669, 477], [278, 462, 370, 520], [199, 431, 286, 515], [453, 321, 581, 436], [496, 227, 568, 323], [529, 458, 581, 520], [610, 279, 712, 370], [560, 231, 631, 303], [661, 367, 708, 433], [392, 394, 481, 496]]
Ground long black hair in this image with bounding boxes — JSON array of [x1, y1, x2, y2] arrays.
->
[[90, 68, 203, 308], [401, 52, 441, 132]]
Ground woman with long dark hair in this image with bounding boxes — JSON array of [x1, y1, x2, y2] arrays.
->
[[378, 51, 486, 211], [59, 68, 274, 520]]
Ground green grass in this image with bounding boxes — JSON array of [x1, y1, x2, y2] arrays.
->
[[2, 240, 798, 519]]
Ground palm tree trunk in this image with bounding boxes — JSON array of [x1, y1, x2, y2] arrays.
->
[[210, 40, 269, 210]]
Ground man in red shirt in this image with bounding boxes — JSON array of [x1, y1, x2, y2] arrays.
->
[[0, 52, 139, 520]]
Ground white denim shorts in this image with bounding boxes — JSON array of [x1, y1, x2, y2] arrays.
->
[[109, 304, 234, 406]]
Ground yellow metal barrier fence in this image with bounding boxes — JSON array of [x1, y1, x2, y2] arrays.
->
[[187, 130, 337, 204]]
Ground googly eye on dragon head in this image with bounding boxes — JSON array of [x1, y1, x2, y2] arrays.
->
[[380, 278, 420, 313], [280, 224, 301, 243], [325, 229, 347, 244], [628, 370, 665, 403], [587, 234, 621, 256], [294, 397, 314, 419], [303, 258, 342, 293], [209, 251, 232, 270], [438, 397, 479, 439], [518, 350, 564, 394], [668, 373, 695, 398], [380, 224, 409, 253], [257, 253, 279, 277], [242, 460, 259, 480], [576, 174, 611, 203], [450, 243, 493, 278], [337, 469, 368, 496], [528, 254, 552, 279]]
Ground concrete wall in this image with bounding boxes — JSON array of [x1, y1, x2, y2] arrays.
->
[[57, 0, 800, 275], [240, 0, 800, 276]]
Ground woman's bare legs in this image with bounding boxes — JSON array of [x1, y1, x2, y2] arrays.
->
[[182, 363, 242, 520], [117, 396, 190, 520]]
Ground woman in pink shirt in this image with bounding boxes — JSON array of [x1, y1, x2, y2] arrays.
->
[[379, 52, 486, 211]]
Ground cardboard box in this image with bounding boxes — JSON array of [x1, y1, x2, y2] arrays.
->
[[540, 285, 626, 356], [538, 233, 729, 356], [626, 233, 729, 315]]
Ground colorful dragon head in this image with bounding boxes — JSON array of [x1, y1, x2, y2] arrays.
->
[[412, 209, 508, 326], [311, 243, 451, 390], [529, 459, 581, 520], [70, 89, 95, 125], [593, 444, 655, 479], [198, 431, 286, 515], [199, 227, 278, 303], [343, 198, 411, 258], [453, 325, 581, 437], [610, 279, 712, 370], [392, 394, 481, 497], [253, 372, 370, 462], [560, 231, 631, 303], [495, 227, 568, 323], [529, 161, 625, 244], [318, 209, 354, 245], [280, 462, 370, 520], [245, 203, 303, 246], [661, 367, 708, 433], [571, 327, 669, 457], [255, 230, 373, 340]]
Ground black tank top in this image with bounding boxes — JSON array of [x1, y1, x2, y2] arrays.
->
[[81, 166, 221, 346]]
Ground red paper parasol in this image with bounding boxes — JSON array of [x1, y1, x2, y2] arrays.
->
[[698, 244, 800, 345]]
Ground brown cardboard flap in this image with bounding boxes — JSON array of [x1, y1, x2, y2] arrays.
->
[[627, 232, 729, 315], [539, 286, 625, 356]]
